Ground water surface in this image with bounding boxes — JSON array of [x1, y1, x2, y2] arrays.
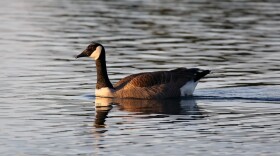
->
[[0, 0, 280, 155]]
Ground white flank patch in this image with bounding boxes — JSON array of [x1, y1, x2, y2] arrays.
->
[[180, 80, 198, 96], [90, 46, 102, 60], [95, 87, 114, 97]]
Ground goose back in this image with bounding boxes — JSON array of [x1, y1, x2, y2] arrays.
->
[[113, 68, 209, 99]]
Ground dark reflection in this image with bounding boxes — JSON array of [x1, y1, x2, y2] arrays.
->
[[94, 106, 112, 128], [94, 97, 203, 128]]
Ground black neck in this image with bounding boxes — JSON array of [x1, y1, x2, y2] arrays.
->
[[95, 56, 113, 89]]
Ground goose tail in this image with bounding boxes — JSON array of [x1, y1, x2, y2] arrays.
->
[[194, 69, 211, 82]]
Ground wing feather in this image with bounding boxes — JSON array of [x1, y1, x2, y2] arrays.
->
[[114, 68, 200, 89], [113, 68, 210, 99]]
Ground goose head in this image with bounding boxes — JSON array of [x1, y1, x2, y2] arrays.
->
[[76, 42, 105, 60]]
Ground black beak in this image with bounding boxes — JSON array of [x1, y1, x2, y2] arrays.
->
[[75, 49, 88, 59]]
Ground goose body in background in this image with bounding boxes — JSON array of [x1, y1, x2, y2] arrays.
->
[[76, 42, 210, 99]]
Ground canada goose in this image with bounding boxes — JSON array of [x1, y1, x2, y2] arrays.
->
[[76, 42, 210, 99]]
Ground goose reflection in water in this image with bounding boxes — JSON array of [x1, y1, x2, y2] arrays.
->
[[94, 97, 204, 128]]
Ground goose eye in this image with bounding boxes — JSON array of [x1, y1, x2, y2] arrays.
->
[[88, 45, 96, 51]]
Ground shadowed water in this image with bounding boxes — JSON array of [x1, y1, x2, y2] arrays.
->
[[0, 0, 280, 155]]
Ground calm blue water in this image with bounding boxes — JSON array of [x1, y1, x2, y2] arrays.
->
[[0, 0, 280, 155]]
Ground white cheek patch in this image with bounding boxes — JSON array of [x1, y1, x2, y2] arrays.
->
[[90, 46, 102, 60]]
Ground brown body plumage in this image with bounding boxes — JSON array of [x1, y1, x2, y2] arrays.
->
[[113, 68, 209, 99]]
